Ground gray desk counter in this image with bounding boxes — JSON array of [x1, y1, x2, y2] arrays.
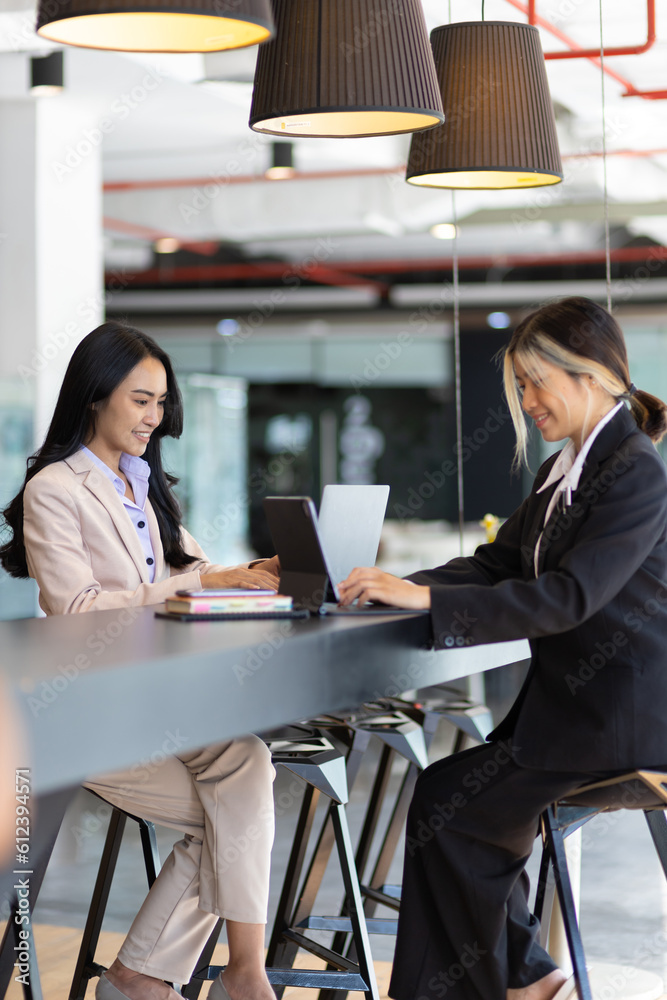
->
[[0, 605, 529, 794]]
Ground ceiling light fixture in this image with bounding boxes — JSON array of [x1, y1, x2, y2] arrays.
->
[[265, 142, 295, 180], [249, 0, 444, 139], [35, 0, 273, 53], [154, 237, 180, 253], [407, 21, 563, 190], [430, 223, 458, 240], [487, 311, 512, 329], [30, 51, 64, 94]]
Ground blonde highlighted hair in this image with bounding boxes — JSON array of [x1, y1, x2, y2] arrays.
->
[[503, 297, 667, 469]]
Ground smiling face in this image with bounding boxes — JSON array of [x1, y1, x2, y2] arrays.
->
[[513, 355, 614, 451], [85, 356, 168, 470]]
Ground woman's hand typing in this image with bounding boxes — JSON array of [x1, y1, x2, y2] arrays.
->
[[201, 557, 280, 592], [337, 567, 431, 609]]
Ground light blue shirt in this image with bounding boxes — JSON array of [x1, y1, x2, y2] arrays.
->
[[80, 446, 157, 583]]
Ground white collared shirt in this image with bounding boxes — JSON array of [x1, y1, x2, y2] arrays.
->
[[533, 402, 623, 576], [81, 446, 157, 582]]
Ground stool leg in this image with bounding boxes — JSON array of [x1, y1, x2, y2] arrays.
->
[[266, 784, 321, 986], [181, 919, 224, 1000], [542, 810, 592, 1000], [330, 804, 380, 1000], [645, 810, 667, 879], [138, 819, 161, 886], [365, 760, 417, 898], [326, 744, 395, 966], [533, 830, 556, 949], [69, 809, 128, 999]]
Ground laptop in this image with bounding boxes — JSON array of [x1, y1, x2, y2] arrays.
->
[[263, 487, 426, 615], [318, 484, 389, 588]]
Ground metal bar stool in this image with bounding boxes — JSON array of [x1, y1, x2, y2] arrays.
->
[[69, 727, 380, 1000], [265, 695, 493, 1000], [191, 725, 380, 1000], [353, 692, 493, 920], [534, 770, 667, 1000], [311, 693, 492, 1000], [265, 706, 429, 989], [69, 800, 169, 999]]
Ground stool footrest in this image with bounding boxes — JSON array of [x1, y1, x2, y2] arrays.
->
[[190, 966, 368, 990], [299, 916, 398, 935], [360, 885, 401, 910], [378, 883, 401, 899], [268, 970, 368, 989], [281, 929, 362, 972]]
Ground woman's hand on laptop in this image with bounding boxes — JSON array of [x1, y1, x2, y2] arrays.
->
[[337, 568, 431, 609]]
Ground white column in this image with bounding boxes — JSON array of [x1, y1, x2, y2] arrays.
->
[[0, 91, 103, 444]]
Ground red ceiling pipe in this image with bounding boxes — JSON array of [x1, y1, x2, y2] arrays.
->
[[104, 165, 402, 193], [101, 148, 667, 196], [104, 245, 667, 287], [506, 0, 666, 99], [524, 0, 656, 61]]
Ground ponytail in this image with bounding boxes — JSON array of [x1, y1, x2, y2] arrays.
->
[[628, 388, 667, 444]]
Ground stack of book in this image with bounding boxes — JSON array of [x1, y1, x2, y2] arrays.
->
[[162, 589, 300, 620]]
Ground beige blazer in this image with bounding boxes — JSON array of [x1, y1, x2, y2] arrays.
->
[[23, 450, 226, 615]]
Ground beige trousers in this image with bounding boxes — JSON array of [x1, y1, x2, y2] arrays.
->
[[83, 735, 275, 984]]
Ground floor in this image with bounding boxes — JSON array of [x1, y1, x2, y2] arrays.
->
[[3, 674, 667, 999]]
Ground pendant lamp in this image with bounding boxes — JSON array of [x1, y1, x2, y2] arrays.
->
[[30, 51, 64, 94], [35, 0, 273, 53], [249, 0, 444, 139], [407, 21, 562, 189]]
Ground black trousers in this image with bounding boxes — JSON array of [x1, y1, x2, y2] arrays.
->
[[389, 741, 609, 1000]]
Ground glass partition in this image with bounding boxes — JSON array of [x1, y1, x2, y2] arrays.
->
[[162, 374, 251, 566], [0, 378, 37, 619]]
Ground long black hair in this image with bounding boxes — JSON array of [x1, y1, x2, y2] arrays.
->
[[1, 321, 197, 577]]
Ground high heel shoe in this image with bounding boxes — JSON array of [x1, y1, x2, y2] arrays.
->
[[96, 973, 132, 1000], [207, 976, 233, 1000]]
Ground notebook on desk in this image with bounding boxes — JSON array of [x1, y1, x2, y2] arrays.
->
[[263, 486, 426, 616]]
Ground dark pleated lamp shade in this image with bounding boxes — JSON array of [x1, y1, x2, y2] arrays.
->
[[36, 0, 273, 52], [249, 0, 444, 138], [407, 21, 563, 189]]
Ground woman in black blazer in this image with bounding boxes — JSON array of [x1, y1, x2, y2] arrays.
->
[[339, 298, 667, 1000]]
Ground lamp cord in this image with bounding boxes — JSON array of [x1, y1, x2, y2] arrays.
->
[[452, 191, 464, 556], [599, 0, 612, 312]]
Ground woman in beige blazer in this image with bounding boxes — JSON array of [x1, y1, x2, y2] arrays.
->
[[1, 322, 280, 1000]]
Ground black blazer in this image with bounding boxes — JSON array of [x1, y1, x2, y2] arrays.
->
[[408, 407, 667, 771]]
